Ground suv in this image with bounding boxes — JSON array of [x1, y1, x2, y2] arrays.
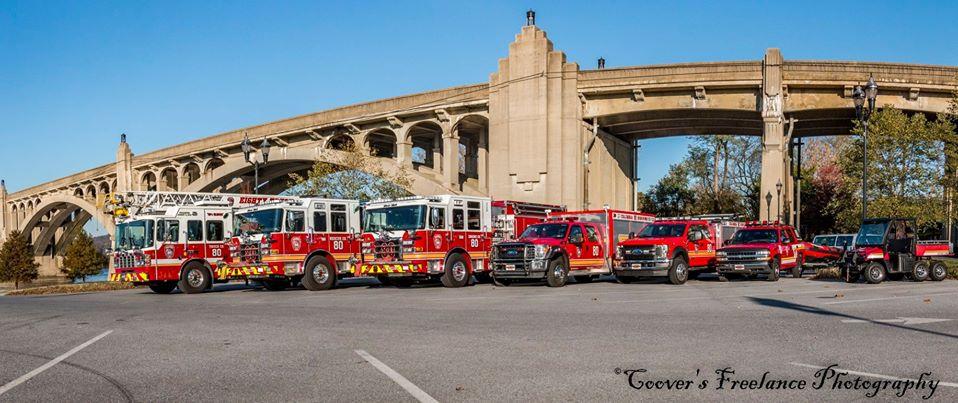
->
[[613, 217, 743, 284], [715, 223, 807, 281], [842, 218, 952, 283], [491, 220, 607, 287]]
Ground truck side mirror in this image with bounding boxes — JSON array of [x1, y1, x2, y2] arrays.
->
[[570, 233, 584, 244], [689, 231, 702, 242], [628, 232, 635, 239], [723, 239, 731, 246]]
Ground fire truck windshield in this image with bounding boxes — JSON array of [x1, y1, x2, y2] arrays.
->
[[728, 229, 778, 244], [364, 205, 426, 232], [115, 219, 154, 250], [235, 208, 283, 235], [519, 223, 568, 239], [856, 222, 889, 246], [638, 224, 686, 238]]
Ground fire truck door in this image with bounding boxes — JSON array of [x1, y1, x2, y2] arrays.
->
[[689, 224, 713, 267], [582, 225, 604, 268], [205, 220, 227, 262], [185, 220, 205, 259], [780, 229, 796, 267]]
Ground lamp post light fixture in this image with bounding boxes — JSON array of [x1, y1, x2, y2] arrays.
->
[[241, 133, 271, 194], [853, 76, 879, 222], [765, 192, 773, 222], [776, 179, 783, 223]]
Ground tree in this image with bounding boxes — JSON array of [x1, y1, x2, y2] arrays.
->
[[0, 230, 40, 289], [288, 143, 413, 201], [644, 164, 697, 217], [61, 232, 108, 282], [837, 107, 955, 231]]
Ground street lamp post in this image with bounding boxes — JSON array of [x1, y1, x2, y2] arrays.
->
[[765, 192, 773, 222], [241, 133, 271, 194], [776, 179, 783, 222], [853, 76, 879, 222]]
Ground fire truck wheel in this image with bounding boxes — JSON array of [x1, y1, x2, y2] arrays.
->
[[545, 258, 568, 287], [260, 279, 288, 291], [441, 253, 470, 288], [178, 263, 211, 294], [302, 257, 336, 291], [929, 261, 947, 282], [766, 259, 780, 282], [148, 282, 177, 294], [667, 256, 689, 285], [864, 262, 886, 284], [911, 261, 929, 282], [791, 255, 804, 278]]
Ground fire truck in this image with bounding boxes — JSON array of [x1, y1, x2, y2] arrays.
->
[[613, 215, 745, 284], [356, 195, 555, 288], [225, 198, 362, 291], [841, 218, 953, 283], [490, 208, 654, 287], [107, 192, 292, 294], [715, 222, 836, 281]]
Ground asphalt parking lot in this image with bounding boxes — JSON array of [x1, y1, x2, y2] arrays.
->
[[2, 275, 958, 402]]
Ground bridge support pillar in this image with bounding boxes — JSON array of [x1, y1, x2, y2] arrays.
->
[[477, 128, 488, 193], [443, 128, 459, 190], [115, 134, 134, 194], [1, 180, 7, 242], [759, 48, 789, 222]]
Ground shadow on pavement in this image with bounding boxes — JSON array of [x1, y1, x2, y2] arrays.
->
[[747, 296, 958, 340]]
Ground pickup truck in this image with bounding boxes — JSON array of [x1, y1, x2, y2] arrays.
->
[[613, 216, 743, 284], [715, 222, 839, 281]]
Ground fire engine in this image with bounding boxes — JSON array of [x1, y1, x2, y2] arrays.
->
[[841, 218, 953, 284], [613, 215, 745, 284], [490, 208, 654, 287], [106, 192, 292, 294], [225, 198, 362, 291], [356, 195, 553, 288], [715, 222, 837, 281]]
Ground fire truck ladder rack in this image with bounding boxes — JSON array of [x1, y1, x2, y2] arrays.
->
[[657, 213, 741, 222], [108, 191, 266, 217], [511, 201, 565, 217]]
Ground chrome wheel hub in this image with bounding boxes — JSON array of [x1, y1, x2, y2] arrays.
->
[[553, 264, 565, 281], [452, 262, 467, 282], [187, 269, 204, 288], [313, 265, 329, 283]]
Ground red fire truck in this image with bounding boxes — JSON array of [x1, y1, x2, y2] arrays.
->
[[224, 198, 363, 291], [490, 208, 654, 286], [356, 196, 558, 287], [613, 215, 745, 284], [107, 192, 292, 294]]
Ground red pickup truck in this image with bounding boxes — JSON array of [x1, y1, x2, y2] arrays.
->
[[715, 222, 840, 281], [613, 216, 744, 284]]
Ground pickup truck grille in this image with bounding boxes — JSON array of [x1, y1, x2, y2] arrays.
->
[[374, 240, 401, 261], [621, 246, 656, 260], [722, 250, 765, 262], [495, 244, 533, 263]]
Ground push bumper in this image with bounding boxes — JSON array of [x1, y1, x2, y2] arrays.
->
[[109, 270, 150, 283], [614, 259, 670, 277], [216, 263, 283, 280], [491, 259, 548, 279], [357, 262, 427, 277], [716, 261, 772, 275]]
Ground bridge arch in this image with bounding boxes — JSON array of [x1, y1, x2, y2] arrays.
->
[[17, 194, 114, 263], [364, 128, 398, 158]]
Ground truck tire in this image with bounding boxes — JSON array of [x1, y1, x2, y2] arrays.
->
[[911, 261, 929, 282], [667, 256, 689, 285], [791, 255, 804, 278], [441, 253, 470, 288], [178, 262, 211, 294], [929, 261, 947, 282], [864, 262, 886, 284], [260, 279, 288, 291], [766, 259, 780, 282], [148, 282, 177, 294], [302, 256, 336, 291], [545, 257, 569, 287]]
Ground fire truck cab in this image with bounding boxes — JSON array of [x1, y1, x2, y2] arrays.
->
[[107, 192, 287, 294], [357, 195, 494, 288], [226, 198, 362, 291]]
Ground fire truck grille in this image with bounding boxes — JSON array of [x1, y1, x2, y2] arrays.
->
[[621, 246, 655, 260], [495, 244, 533, 263], [239, 243, 263, 263], [374, 240, 401, 261], [113, 253, 135, 269]]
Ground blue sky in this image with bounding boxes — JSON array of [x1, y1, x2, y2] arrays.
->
[[2, 0, 957, 204]]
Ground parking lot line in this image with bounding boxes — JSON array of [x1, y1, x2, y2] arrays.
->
[[790, 362, 958, 388], [822, 291, 958, 305], [0, 330, 113, 396], [354, 349, 438, 403]]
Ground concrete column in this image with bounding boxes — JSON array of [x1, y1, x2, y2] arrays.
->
[[115, 134, 134, 194], [442, 125, 459, 189], [759, 48, 788, 222], [478, 128, 488, 193], [1, 180, 7, 241]]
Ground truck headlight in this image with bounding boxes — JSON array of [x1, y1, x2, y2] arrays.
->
[[491, 246, 499, 260], [615, 245, 623, 260], [534, 244, 549, 259], [716, 250, 727, 258], [755, 250, 770, 259], [654, 244, 668, 259]]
